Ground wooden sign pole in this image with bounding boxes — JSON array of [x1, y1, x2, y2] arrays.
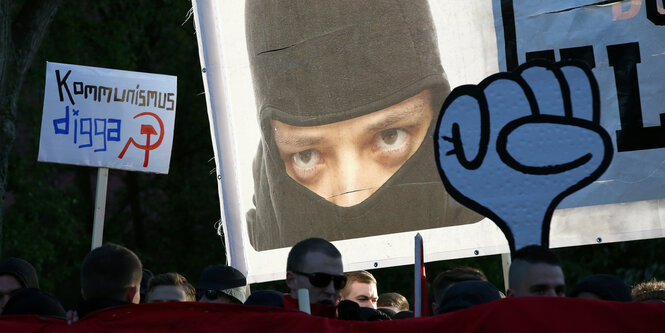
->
[[91, 167, 109, 250]]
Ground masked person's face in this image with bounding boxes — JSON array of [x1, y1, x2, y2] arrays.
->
[[272, 90, 434, 207]]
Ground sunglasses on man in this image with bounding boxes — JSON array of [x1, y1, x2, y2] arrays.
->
[[292, 271, 347, 289]]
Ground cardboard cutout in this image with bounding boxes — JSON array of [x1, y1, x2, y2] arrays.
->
[[435, 60, 613, 252]]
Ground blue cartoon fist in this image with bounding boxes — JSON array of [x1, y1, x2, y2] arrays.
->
[[435, 60, 613, 252]]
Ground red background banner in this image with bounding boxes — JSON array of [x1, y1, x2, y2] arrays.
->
[[1, 297, 663, 332]]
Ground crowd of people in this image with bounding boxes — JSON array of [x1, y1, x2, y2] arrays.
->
[[0, 238, 663, 323]]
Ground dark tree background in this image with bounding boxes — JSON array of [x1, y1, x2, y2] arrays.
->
[[2, 0, 222, 308], [2, 0, 665, 311]]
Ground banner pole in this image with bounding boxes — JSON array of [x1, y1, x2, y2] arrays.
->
[[414, 233, 428, 317], [501, 253, 511, 293], [91, 167, 109, 250]]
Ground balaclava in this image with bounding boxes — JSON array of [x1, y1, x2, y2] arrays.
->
[[245, 0, 481, 250]]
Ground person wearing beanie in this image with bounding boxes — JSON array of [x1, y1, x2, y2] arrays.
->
[[569, 274, 631, 302], [0, 257, 39, 314], [244, 0, 481, 251], [196, 265, 248, 304]]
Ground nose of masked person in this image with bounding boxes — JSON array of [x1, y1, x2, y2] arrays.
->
[[326, 146, 376, 207]]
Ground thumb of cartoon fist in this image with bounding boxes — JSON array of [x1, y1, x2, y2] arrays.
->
[[435, 60, 613, 252]]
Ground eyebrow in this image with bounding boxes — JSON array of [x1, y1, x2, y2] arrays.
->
[[273, 133, 323, 147], [366, 106, 423, 132]]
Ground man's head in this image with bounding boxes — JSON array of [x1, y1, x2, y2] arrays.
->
[[431, 266, 487, 313], [569, 274, 631, 302], [0, 258, 39, 314], [146, 272, 196, 303], [339, 270, 378, 308], [80, 243, 143, 304], [507, 245, 565, 297], [286, 238, 344, 306], [436, 280, 501, 315], [377, 292, 409, 313], [196, 265, 247, 304], [631, 279, 665, 302]]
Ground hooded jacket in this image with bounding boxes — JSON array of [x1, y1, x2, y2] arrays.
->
[[245, 0, 482, 250]]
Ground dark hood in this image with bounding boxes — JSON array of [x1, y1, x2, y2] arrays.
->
[[245, 0, 481, 250]]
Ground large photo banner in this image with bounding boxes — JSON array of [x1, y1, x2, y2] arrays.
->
[[193, 0, 665, 282], [38, 62, 177, 174]]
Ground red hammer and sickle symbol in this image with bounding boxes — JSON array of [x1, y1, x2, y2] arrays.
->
[[118, 112, 165, 167]]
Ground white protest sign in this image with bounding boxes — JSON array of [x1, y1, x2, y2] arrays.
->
[[38, 62, 177, 174]]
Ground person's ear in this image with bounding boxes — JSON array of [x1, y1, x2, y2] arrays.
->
[[431, 302, 439, 315], [126, 286, 140, 304], [285, 271, 297, 292]]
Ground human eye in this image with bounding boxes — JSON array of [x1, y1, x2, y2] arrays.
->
[[287, 148, 324, 183], [530, 286, 547, 296], [291, 149, 320, 168], [371, 127, 413, 168], [375, 128, 408, 149]]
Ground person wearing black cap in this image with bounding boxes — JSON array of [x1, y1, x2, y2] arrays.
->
[[0, 257, 39, 314], [569, 274, 631, 302], [431, 266, 488, 314], [244, 290, 285, 307], [196, 264, 247, 304], [245, 0, 481, 251], [436, 280, 501, 314]]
